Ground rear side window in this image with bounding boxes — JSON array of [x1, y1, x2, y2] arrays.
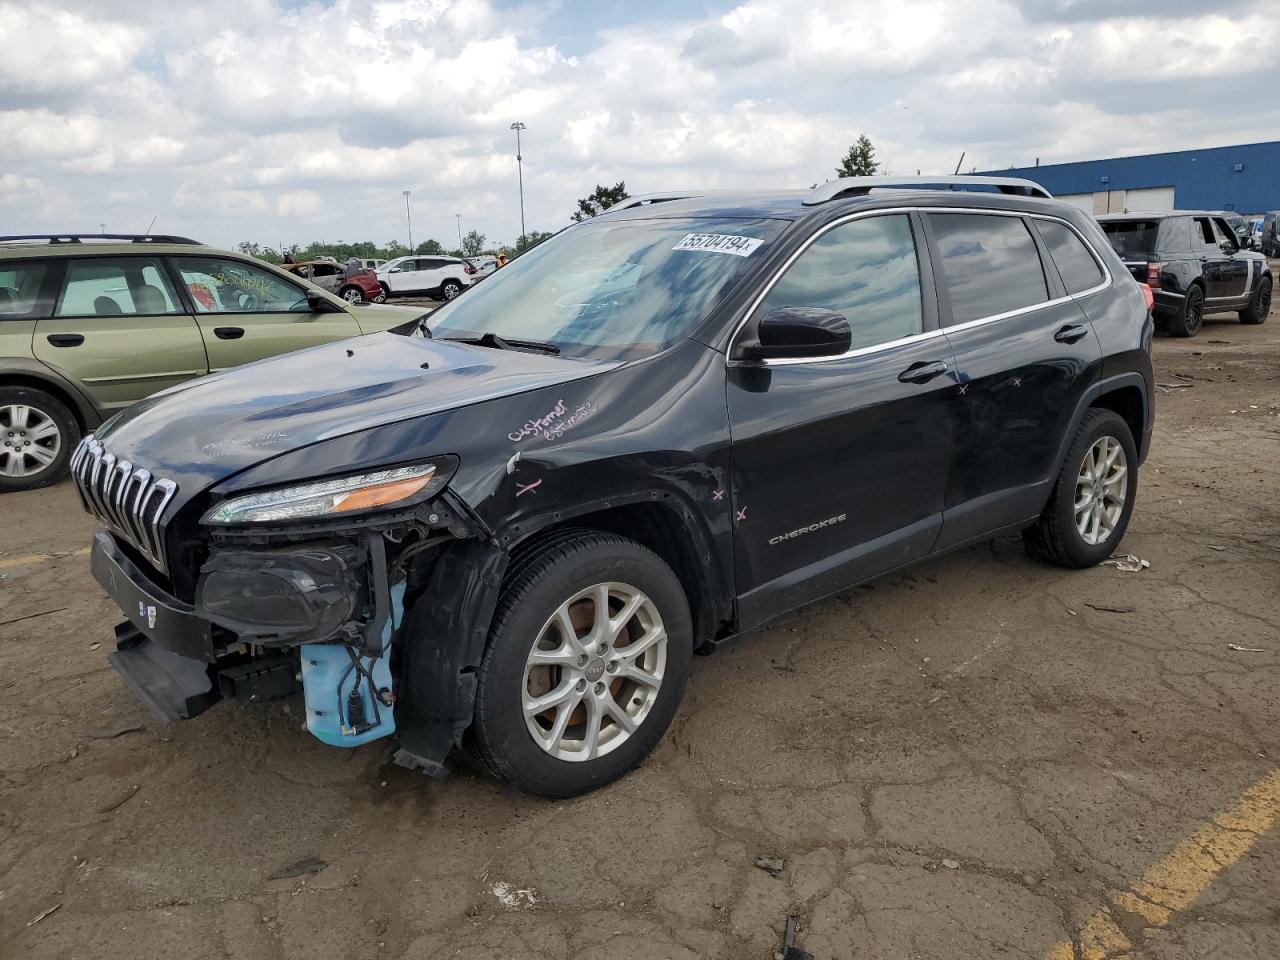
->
[[928, 213, 1048, 325], [56, 258, 181, 317], [757, 214, 922, 351], [1035, 220, 1104, 295], [1192, 218, 1217, 248], [0, 260, 53, 319]]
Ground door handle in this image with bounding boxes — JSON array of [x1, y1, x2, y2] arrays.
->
[[214, 326, 245, 340], [46, 333, 84, 347], [1054, 323, 1089, 344], [897, 360, 948, 384]]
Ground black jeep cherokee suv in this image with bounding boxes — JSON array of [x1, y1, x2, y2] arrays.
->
[[1097, 211, 1272, 337], [76, 176, 1154, 797]]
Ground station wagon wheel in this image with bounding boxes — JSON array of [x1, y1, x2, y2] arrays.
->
[[470, 531, 692, 797], [1024, 408, 1137, 568], [0, 387, 80, 493]]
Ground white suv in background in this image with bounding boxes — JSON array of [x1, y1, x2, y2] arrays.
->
[[376, 256, 474, 300]]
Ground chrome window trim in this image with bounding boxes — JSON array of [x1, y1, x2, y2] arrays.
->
[[726, 206, 1113, 367]]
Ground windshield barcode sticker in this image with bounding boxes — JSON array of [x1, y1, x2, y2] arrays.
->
[[672, 234, 764, 257]]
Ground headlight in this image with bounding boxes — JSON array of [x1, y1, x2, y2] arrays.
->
[[202, 462, 446, 525]]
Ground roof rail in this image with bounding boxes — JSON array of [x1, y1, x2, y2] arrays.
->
[[803, 175, 1053, 206], [0, 233, 202, 245], [604, 191, 720, 213]]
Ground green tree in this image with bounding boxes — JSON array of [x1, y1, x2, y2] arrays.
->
[[415, 239, 445, 255], [836, 134, 878, 178], [571, 182, 629, 222], [515, 230, 554, 253], [461, 229, 486, 257]]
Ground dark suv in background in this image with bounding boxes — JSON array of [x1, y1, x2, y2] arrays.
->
[[1098, 211, 1272, 336], [74, 176, 1154, 797]]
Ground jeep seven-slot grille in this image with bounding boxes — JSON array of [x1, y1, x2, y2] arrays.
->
[[70, 434, 177, 574]]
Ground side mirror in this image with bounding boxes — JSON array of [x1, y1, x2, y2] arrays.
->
[[1220, 239, 1238, 254], [742, 306, 852, 362]]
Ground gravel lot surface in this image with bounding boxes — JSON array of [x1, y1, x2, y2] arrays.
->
[[2, 285, 1277, 959]]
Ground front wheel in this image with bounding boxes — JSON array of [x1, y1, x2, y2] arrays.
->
[[470, 532, 692, 797], [1024, 408, 1137, 568], [1239, 276, 1271, 325]]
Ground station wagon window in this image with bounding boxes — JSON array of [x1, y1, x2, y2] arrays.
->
[[928, 213, 1048, 325], [55, 258, 181, 317], [1034, 220, 1104, 295], [0, 261, 53, 319], [756, 214, 922, 351], [173, 257, 309, 313]]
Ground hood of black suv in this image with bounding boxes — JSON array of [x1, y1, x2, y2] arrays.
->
[[96, 332, 614, 486]]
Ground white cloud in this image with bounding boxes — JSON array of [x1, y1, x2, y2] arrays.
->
[[0, 0, 1276, 247]]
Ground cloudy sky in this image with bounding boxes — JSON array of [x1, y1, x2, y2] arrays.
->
[[2, 0, 1276, 250]]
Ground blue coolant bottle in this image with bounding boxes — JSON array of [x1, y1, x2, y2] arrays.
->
[[300, 582, 405, 747]]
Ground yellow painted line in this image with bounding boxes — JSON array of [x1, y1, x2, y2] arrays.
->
[[1046, 767, 1280, 959], [0, 546, 91, 572]]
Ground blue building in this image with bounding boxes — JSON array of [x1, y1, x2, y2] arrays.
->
[[978, 141, 1280, 217]]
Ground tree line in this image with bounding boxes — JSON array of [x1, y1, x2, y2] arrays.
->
[[238, 139, 880, 265]]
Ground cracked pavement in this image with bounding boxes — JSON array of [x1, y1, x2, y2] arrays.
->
[[2, 295, 1277, 959]]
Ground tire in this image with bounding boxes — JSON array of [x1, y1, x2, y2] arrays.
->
[[439, 280, 462, 301], [370, 288, 387, 304], [1023, 408, 1138, 569], [378, 282, 392, 300], [1166, 284, 1204, 337], [0, 386, 80, 492], [1239, 276, 1271, 325], [470, 531, 693, 797], [339, 285, 364, 304]]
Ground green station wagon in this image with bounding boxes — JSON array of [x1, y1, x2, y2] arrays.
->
[[0, 235, 428, 491]]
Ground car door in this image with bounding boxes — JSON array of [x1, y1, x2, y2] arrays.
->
[[923, 210, 1103, 548], [383, 259, 416, 293], [1208, 217, 1250, 300], [310, 263, 344, 294], [726, 211, 955, 629], [1190, 216, 1233, 300], [32, 256, 209, 411], [169, 255, 361, 371]]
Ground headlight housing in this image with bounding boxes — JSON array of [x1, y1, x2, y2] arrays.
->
[[202, 460, 452, 525]]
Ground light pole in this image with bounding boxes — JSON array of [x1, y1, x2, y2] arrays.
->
[[455, 213, 462, 253], [510, 122, 527, 242], [402, 190, 413, 253]]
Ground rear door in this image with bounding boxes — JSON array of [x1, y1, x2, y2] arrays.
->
[[726, 211, 955, 628], [169, 255, 361, 371], [924, 210, 1103, 548], [33, 256, 208, 410], [309, 263, 345, 293]]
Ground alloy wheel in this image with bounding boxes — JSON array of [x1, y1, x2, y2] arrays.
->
[[1074, 436, 1128, 545], [343, 288, 363, 303], [1258, 283, 1272, 318], [0, 404, 61, 478], [522, 581, 667, 762]]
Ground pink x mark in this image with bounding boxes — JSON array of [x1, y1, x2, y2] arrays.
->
[[712, 489, 725, 501], [735, 507, 747, 522], [515, 479, 543, 497]]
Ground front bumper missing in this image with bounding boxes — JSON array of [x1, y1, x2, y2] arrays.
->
[[108, 622, 218, 722]]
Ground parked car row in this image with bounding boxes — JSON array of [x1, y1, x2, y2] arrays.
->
[[282, 259, 386, 303], [0, 234, 427, 490], [1097, 211, 1272, 337]]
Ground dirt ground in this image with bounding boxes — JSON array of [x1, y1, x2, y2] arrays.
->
[[2, 290, 1278, 960]]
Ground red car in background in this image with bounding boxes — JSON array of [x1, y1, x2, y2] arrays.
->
[[283, 260, 386, 303]]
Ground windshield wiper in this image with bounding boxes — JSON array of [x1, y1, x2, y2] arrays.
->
[[441, 332, 560, 355]]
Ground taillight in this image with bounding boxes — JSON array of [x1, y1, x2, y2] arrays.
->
[[1138, 282, 1155, 313], [1145, 262, 1163, 289]]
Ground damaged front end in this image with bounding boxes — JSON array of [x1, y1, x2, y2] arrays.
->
[[88, 451, 494, 770]]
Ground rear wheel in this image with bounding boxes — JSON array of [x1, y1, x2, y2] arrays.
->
[[0, 387, 80, 492], [1024, 408, 1137, 568], [1166, 284, 1204, 337], [339, 285, 364, 304], [470, 532, 692, 797], [439, 280, 462, 301], [1239, 276, 1271, 325]]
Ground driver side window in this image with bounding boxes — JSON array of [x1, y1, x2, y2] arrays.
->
[[172, 257, 309, 314]]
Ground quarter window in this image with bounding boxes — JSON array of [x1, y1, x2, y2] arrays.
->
[[0, 261, 53, 319], [55, 258, 181, 317], [929, 213, 1048, 325], [1035, 220, 1104, 295], [173, 257, 309, 313], [756, 214, 923, 352]]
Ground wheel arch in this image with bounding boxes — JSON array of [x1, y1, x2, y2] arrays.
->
[[1048, 372, 1151, 486], [0, 364, 102, 433]]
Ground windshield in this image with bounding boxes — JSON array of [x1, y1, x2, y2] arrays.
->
[[426, 217, 787, 360], [1100, 220, 1159, 258]]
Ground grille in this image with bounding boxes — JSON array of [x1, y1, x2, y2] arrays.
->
[[70, 434, 178, 574]]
